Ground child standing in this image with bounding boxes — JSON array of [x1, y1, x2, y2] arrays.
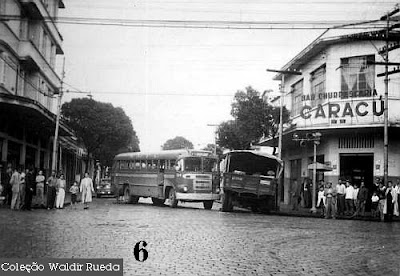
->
[[69, 181, 79, 209], [317, 185, 326, 217]]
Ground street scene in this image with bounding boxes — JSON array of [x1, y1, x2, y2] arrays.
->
[[2, 0, 400, 275], [1, 198, 400, 276]]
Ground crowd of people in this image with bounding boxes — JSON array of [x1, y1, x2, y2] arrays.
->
[[313, 178, 399, 221], [0, 167, 95, 211]]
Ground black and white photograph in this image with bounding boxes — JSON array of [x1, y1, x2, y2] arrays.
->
[[1, 0, 400, 275]]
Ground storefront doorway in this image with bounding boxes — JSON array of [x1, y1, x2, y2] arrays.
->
[[340, 153, 374, 209]]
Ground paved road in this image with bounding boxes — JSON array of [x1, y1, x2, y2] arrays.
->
[[0, 198, 399, 276]]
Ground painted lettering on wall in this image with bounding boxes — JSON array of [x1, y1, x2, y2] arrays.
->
[[300, 100, 384, 119], [301, 89, 378, 102]]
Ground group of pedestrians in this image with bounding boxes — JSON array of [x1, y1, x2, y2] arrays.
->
[[315, 178, 400, 221], [2, 168, 95, 211]]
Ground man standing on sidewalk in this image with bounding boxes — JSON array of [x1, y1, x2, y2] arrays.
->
[[46, 171, 57, 210], [291, 180, 301, 211], [324, 182, 337, 219], [336, 180, 346, 216], [352, 181, 368, 218], [24, 168, 35, 211]]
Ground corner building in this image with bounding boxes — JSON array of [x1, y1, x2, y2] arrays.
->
[[260, 27, 400, 207], [0, 0, 90, 185]]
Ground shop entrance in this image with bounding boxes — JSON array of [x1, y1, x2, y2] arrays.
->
[[340, 154, 374, 210]]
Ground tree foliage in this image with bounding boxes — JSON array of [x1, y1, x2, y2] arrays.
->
[[61, 98, 140, 166], [217, 86, 290, 150], [162, 136, 193, 150]]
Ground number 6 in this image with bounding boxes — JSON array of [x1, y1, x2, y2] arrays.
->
[[134, 241, 148, 262]]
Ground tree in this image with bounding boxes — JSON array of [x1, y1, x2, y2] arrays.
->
[[162, 136, 193, 150], [217, 86, 290, 150], [61, 98, 140, 166], [202, 143, 223, 156]]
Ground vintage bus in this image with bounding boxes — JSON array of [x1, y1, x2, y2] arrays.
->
[[219, 150, 283, 213], [111, 149, 220, 209]]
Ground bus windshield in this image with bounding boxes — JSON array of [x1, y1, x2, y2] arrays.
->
[[203, 158, 217, 172], [184, 157, 201, 172], [183, 157, 217, 172]]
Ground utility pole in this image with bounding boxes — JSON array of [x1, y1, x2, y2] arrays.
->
[[207, 124, 219, 155], [51, 57, 66, 173], [266, 69, 302, 159], [367, 5, 400, 187], [266, 68, 301, 210]]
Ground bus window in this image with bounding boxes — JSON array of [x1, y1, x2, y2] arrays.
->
[[135, 161, 141, 169], [129, 161, 135, 169], [159, 160, 165, 172], [120, 161, 128, 169], [147, 160, 153, 170], [141, 161, 147, 169], [176, 159, 183, 171], [170, 160, 176, 169], [113, 161, 119, 171], [152, 160, 158, 170]]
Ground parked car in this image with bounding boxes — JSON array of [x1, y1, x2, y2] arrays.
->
[[96, 178, 114, 198]]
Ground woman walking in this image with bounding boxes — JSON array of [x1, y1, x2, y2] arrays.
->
[[80, 172, 94, 209], [55, 174, 66, 209]]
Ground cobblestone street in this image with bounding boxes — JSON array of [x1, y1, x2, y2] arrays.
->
[[0, 198, 399, 276]]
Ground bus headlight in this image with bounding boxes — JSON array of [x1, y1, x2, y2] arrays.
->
[[177, 185, 188, 192]]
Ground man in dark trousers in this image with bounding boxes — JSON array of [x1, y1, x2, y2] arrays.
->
[[352, 181, 368, 218], [291, 180, 302, 211], [24, 168, 35, 211], [46, 171, 57, 210]]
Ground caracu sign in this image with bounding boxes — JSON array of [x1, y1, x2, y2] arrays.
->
[[300, 89, 384, 119]]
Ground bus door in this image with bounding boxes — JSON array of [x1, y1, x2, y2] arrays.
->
[[157, 160, 165, 197]]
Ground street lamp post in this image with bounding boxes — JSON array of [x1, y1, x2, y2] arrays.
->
[[293, 132, 321, 213]]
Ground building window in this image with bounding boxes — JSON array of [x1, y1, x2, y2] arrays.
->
[[338, 135, 374, 148], [291, 79, 303, 116], [341, 55, 375, 96], [310, 65, 326, 107]]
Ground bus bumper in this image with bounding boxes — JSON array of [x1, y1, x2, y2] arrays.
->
[[176, 192, 220, 201]]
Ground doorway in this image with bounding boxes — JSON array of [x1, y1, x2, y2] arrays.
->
[[340, 153, 374, 210]]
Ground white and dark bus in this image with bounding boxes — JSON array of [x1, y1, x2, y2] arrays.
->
[[111, 149, 220, 209]]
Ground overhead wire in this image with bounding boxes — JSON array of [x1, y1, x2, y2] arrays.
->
[[0, 15, 387, 30]]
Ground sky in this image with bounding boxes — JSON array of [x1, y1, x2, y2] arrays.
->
[[57, 0, 398, 152]]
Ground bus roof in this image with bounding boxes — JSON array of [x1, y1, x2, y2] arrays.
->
[[223, 150, 283, 165], [114, 149, 215, 161]]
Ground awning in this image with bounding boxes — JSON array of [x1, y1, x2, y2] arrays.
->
[[307, 162, 333, 172]]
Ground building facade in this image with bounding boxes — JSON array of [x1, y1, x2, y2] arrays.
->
[[0, 0, 91, 186], [260, 28, 400, 207]]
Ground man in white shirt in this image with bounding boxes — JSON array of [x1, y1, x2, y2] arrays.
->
[[345, 181, 355, 216], [335, 180, 346, 216]]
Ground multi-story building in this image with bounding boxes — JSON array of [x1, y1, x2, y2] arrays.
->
[[260, 27, 400, 207], [0, 0, 90, 185]]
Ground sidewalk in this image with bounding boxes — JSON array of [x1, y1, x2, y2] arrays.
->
[[271, 204, 400, 222]]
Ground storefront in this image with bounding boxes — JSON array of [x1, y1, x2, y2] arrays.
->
[[259, 28, 400, 207]]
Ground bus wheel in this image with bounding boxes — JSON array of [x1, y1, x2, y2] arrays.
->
[[123, 186, 139, 204], [221, 192, 233, 212], [152, 197, 165, 206], [168, 188, 178, 208], [203, 201, 213, 210], [251, 205, 259, 213]]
